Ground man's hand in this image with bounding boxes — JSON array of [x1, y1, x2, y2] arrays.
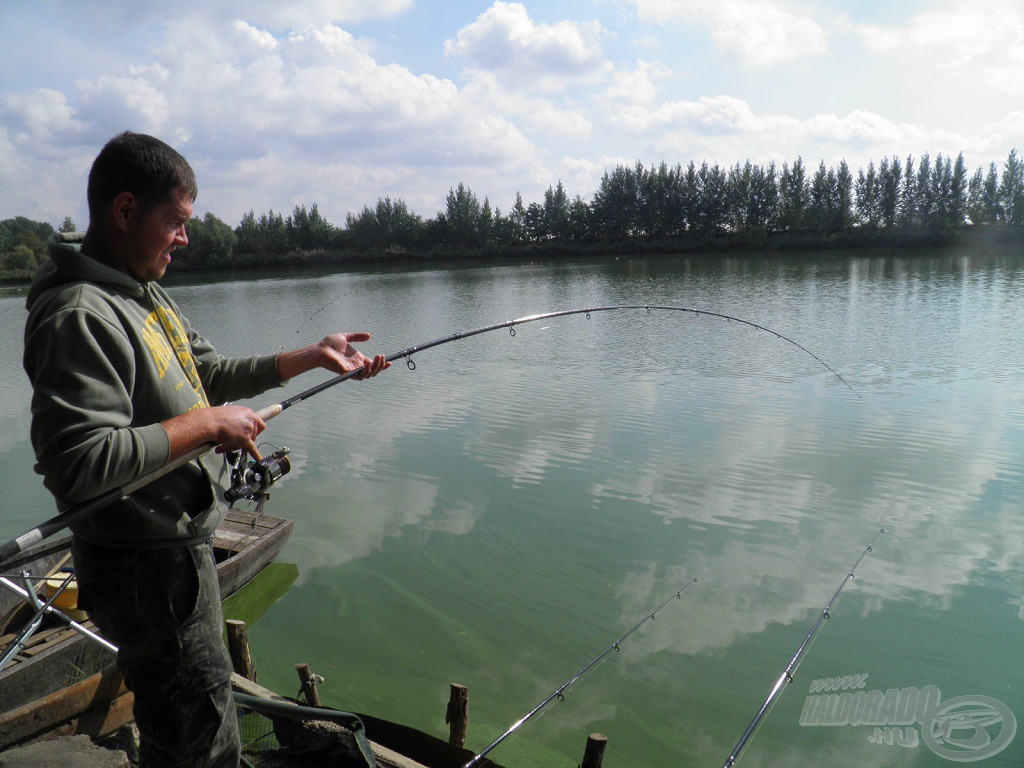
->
[[277, 332, 389, 383], [318, 332, 389, 379], [164, 405, 266, 462]]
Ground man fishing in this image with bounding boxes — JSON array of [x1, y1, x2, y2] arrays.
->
[[23, 131, 387, 767]]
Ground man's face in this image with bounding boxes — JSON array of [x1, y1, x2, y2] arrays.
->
[[121, 186, 193, 282]]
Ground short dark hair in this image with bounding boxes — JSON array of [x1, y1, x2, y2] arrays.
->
[[87, 132, 198, 222]]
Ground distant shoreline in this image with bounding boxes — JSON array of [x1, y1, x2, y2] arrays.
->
[[2, 224, 1021, 286]]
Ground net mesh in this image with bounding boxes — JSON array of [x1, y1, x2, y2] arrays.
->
[[234, 692, 378, 768]]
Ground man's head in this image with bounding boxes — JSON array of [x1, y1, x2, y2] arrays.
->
[[87, 132, 197, 222], [85, 132, 198, 282]]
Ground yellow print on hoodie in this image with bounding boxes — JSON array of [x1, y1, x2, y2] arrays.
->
[[142, 308, 210, 408]]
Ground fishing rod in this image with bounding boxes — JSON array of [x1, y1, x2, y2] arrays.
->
[[463, 577, 698, 768], [267, 305, 859, 421], [722, 528, 886, 768], [0, 305, 856, 565]]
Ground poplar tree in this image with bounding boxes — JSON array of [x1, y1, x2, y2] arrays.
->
[[779, 158, 808, 231], [1000, 149, 1024, 224]]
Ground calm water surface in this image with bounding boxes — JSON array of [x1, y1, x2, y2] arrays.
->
[[1, 247, 1022, 767]]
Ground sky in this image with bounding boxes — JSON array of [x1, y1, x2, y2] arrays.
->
[[1, 0, 1022, 230]]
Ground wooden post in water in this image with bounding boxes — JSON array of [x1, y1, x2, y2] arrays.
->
[[580, 733, 607, 768], [446, 683, 469, 748], [295, 663, 323, 707], [225, 619, 257, 682]]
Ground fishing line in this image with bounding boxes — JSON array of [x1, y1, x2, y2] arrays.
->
[[722, 528, 886, 768], [463, 577, 698, 768]]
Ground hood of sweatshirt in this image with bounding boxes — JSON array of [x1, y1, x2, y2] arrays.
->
[[26, 232, 147, 311]]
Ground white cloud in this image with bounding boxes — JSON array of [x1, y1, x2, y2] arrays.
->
[[608, 94, 763, 136], [631, 0, 828, 67], [445, 1, 612, 92], [596, 60, 670, 110], [461, 70, 593, 140], [604, 94, 970, 172], [3, 1, 1021, 226], [77, 67, 174, 137], [857, 0, 1024, 94], [43, 0, 413, 30], [1, 16, 553, 224], [0, 88, 86, 145]]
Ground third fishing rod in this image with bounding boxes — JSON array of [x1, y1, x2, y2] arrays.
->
[[463, 577, 699, 768], [0, 304, 858, 565], [722, 528, 887, 767]]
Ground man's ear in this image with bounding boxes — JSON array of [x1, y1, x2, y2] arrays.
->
[[111, 191, 139, 232]]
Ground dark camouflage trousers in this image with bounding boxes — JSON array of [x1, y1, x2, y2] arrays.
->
[[73, 538, 240, 768]]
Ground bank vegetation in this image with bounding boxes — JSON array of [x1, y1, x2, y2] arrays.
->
[[2, 149, 1022, 281]]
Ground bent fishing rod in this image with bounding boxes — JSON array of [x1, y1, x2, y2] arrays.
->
[[463, 577, 698, 768], [0, 305, 856, 565], [722, 528, 886, 768]]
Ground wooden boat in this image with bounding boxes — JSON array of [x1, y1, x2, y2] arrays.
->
[[0, 508, 293, 728]]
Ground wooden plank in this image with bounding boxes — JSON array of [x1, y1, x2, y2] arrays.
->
[[0, 665, 130, 749]]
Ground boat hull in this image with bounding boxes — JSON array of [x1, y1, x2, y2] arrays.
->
[[0, 509, 293, 720]]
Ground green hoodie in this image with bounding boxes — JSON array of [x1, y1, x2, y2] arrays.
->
[[24, 233, 282, 548]]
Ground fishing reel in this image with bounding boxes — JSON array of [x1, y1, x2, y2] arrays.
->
[[225, 447, 292, 503]]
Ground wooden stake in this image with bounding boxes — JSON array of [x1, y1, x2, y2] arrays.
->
[[580, 733, 608, 768], [225, 619, 257, 682], [295, 663, 322, 707], [446, 683, 469, 748]]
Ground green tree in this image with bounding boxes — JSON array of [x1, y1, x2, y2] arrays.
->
[[855, 162, 881, 228], [591, 165, 639, 240], [726, 162, 751, 232], [506, 192, 528, 244], [913, 154, 935, 228], [898, 155, 917, 226], [943, 153, 968, 229], [807, 161, 833, 232], [235, 210, 260, 254], [567, 195, 592, 243], [59, 216, 76, 233], [832, 159, 854, 232], [234, 209, 288, 256], [967, 163, 1001, 225], [489, 208, 518, 246], [436, 183, 487, 248], [743, 161, 779, 232], [479, 197, 495, 245], [778, 158, 808, 231], [1, 216, 54, 258], [287, 203, 334, 251], [245, 210, 289, 255], [878, 156, 902, 228], [346, 197, 424, 251], [694, 162, 729, 235], [681, 161, 701, 233], [637, 162, 687, 238], [182, 212, 238, 267], [8, 231, 47, 264], [523, 201, 545, 243], [1, 244, 37, 271], [542, 181, 570, 241], [999, 149, 1024, 224]]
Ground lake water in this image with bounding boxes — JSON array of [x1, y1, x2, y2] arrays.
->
[[1, 246, 1022, 767]]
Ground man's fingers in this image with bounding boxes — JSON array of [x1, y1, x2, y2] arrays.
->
[[244, 439, 262, 461]]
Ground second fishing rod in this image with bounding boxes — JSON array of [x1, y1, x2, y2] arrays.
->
[[0, 304, 858, 565]]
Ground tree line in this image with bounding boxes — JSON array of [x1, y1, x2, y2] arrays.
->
[[2, 149, 1022, 278]]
